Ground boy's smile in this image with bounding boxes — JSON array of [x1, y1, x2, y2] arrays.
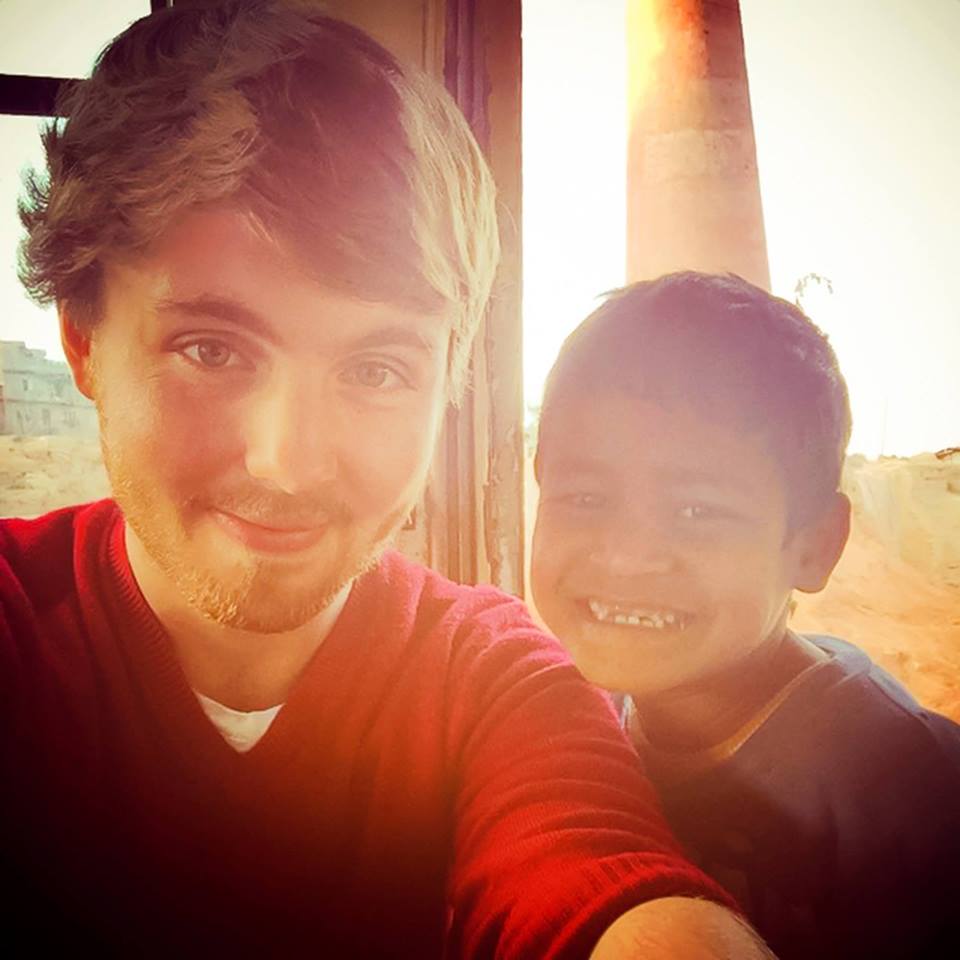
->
[[532, 391, 818, 704], [584, 598, 691, 631]]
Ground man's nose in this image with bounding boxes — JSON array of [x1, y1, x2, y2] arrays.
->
[[588, 509, 676, 576], [242, 371, 338, 495]]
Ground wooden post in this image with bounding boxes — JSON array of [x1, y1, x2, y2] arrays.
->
[[325, 0, 524, 595]]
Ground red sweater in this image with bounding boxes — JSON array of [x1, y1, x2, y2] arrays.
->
[[0, 501, 728, 956]]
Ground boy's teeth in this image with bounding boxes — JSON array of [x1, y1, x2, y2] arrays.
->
[[586, 598, 684, 630]]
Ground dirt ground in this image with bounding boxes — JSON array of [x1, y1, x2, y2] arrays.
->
[[791, 454, 960, 720], [0, 435, 110, 517], [791, 526, 960, 720], [2, 435, 958, 722]]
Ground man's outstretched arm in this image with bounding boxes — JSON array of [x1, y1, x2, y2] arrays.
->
[[591, 897, 776, 959]]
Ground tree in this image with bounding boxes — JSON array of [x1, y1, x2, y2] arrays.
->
[[793, 272, 833, 310]]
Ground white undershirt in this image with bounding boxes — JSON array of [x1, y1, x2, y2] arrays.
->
[[195, 691, 283, 753]]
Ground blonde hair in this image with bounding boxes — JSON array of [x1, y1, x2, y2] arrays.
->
[[18, 0, 498, 399]]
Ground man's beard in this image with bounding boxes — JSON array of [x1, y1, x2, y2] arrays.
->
[[104, 445, 398, 634], [163, 536, 384, 633]]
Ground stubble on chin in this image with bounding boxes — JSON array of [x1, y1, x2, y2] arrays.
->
[[128, 509, 381, 635], [200, 545, 385, 634], [188, 498, 406, 632], [116, 471, 396, 634], [99, 401, 411, 633]]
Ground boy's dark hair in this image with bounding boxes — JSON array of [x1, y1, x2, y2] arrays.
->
[[535, 271, 852, 526]]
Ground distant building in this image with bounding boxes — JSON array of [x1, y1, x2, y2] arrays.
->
[[0, 340, 98, 436]]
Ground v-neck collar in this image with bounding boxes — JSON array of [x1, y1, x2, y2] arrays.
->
[[81, 502, 416, 780]]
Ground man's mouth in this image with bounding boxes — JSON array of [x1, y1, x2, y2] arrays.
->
[[211, 508, 332, 555], [584, 598, 691, 631]]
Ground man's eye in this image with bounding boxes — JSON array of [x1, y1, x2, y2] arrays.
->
[[341, 361, 405, 390], [180, 339, 239, 369]]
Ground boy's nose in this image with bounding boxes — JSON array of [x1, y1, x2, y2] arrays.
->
[[589, 513, 676, 576], [242, 372, 338, 495]]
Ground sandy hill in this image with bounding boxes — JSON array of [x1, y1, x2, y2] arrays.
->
[[1, 435, 110, 516]]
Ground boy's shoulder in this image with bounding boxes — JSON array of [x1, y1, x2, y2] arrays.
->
[[662, 630, 960, 860], [741, 632, 960, 797], [660, 634, 960, 957], [790, 633, 960, 760]]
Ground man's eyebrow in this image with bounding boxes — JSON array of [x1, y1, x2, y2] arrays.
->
[[347, 325, 438, 355], [156, 296, 438, 354], [156, 296, 276, 341]]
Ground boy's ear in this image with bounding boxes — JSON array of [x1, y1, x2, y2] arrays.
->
[[793, 491, 851, 594], [59, 302, 96, 400]]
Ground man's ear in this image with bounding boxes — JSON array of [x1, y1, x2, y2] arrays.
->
[[793, 491, 851, 594], [59, 302, 96, 399]]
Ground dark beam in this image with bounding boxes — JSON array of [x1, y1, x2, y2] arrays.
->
[[0, 74, 79, 117]]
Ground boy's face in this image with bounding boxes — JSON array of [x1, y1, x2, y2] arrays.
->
[[532, 390, 829, 700]]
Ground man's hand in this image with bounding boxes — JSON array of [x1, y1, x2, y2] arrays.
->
[[591, 897, 776, 959]]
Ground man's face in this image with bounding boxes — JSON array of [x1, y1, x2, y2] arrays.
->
[[71, 208, 450, 633], [532, 391, 816, 702]]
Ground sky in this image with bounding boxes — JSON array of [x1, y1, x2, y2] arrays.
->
[[739, 0, 960, 457], [522, 0, 960, 457], [2, 0, 958, 457]]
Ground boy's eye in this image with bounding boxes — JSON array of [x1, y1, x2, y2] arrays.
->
[[340, 360, 407, 391], [677, 503, 710, 520], [179, 338, 243, 370], [676, 503, 735, 524], [563, 491, 605, 509]]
